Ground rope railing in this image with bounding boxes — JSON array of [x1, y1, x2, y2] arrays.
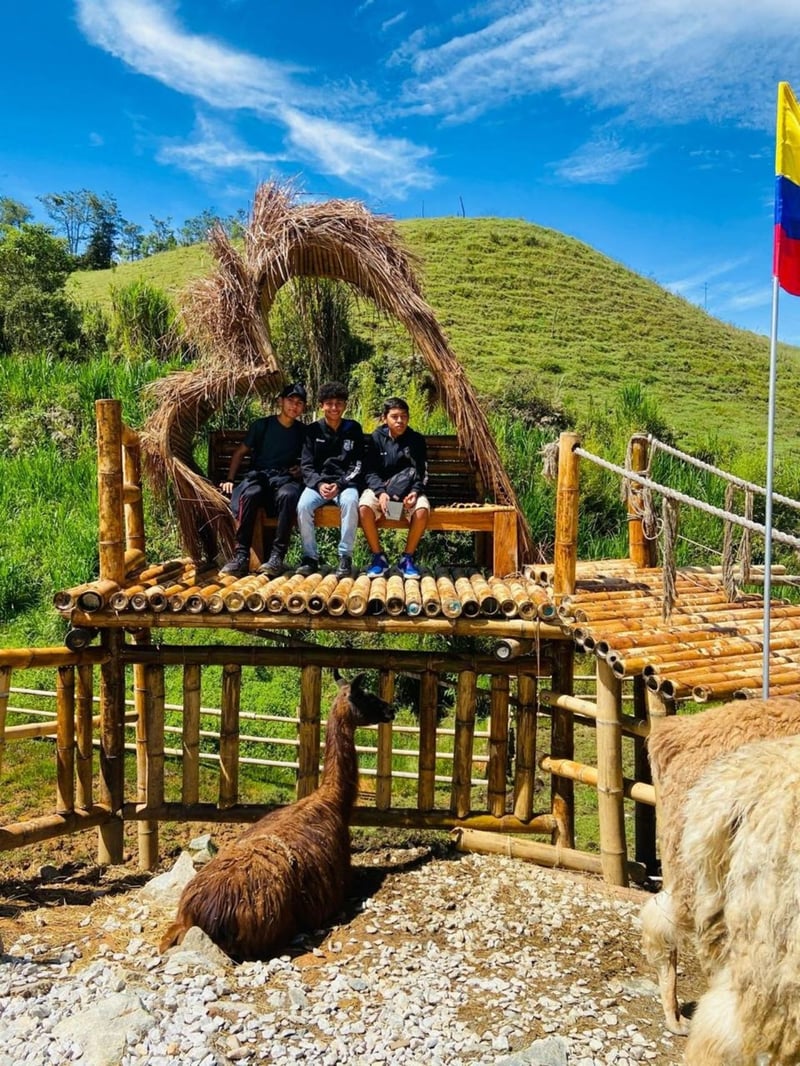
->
[[573, 446, 800, 551], [647, 435, 800, 514]]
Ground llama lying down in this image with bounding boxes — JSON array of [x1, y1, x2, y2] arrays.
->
[[640, 696, 800, 1044], [160, 672, 394, 961]]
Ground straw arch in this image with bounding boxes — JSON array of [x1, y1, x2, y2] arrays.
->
[[142, 182, 533, 562]]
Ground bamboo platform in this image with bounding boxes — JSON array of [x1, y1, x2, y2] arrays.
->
[[534, 559, 800, 702]]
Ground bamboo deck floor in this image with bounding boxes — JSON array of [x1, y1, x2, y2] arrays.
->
[[55, 557, 800, 700], [538, 560, 800, 702]]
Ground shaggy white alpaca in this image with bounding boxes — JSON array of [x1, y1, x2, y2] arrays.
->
[[640, 696, 800, 1035], [678, 734, 800, 1065]]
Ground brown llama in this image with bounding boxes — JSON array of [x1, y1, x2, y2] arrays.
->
[[160, 671, 394, 961]]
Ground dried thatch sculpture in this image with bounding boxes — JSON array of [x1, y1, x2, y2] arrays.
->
[[142, 182, 532, 562]]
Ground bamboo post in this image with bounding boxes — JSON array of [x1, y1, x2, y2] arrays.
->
[[0, 665, 10, 779], [553, 431, 581, 599], [550, 641, 575, 847], [133, 629, 159, 870], [182, 663, 201, 806], [297, 665, 321, 799], [55, 665, 76, 815], [122, 426, 146, 557], [140, 661, 165, 870], [375, 670, 395, 810], [450, 669, 477, 818], [98, 629, 125, 864], [417, 669, 439, 812], [95, 399, 126, 585], [513, 673, 538, 821], [219, 664, 240, 809], [596, 658, 628, 886], [627, 433, 656, 568], [75, 664, 94, 810], [487, 674, 510, 817], [632, 675, 657, 874]]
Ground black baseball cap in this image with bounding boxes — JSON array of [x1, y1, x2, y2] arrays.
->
[[280, 382, 307, 401]]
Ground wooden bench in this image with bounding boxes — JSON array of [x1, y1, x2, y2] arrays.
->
[[208, 431, 519, 576]]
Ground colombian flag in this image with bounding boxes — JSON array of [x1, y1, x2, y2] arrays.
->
[[774, 82, 800, 296]]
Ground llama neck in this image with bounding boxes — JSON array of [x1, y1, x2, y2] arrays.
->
[[319, 707, 358, 810]]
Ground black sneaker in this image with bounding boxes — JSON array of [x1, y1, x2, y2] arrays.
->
[[296, 556, 319, 577], [335, 554, 353, 579], [220, 548, 250, 577], [258, 551, 285, 577]]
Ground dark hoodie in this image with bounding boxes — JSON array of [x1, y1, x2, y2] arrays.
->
[[364, 424, 428, 497], [301, 416, 364, 491]]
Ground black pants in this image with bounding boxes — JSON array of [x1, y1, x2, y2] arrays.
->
[[230, 473, 302, 557]]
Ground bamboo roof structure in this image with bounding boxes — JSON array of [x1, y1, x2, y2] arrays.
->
[[141, 182, 533, 562]]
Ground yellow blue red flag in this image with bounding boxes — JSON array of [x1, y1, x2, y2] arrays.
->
[[774, 82, 800, 295]]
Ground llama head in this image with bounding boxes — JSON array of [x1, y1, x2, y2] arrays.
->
[[334, 670, 395, 726]]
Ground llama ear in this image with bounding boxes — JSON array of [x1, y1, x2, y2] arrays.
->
[[333, 668, 346, 686], [349, 672, 368, 695]]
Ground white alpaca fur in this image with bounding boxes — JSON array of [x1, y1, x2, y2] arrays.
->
[[639, 696, 800, 1036], [679, 734, 800, 1065]]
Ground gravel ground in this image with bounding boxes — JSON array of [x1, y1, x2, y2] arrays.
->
[[0, 846, 698, 1066]]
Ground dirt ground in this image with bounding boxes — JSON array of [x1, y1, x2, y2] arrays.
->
[[0, 826, 702, 1066]]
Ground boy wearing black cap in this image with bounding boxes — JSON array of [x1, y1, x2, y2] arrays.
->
[[219, 383, 307, 578]]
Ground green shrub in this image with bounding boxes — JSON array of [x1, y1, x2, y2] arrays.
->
[[109, 279, 182, 361]]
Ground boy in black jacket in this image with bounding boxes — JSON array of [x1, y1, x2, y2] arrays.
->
[[359, 397, 429, 578], [296, 381, 364, 578], [219, 382, 307, 578]]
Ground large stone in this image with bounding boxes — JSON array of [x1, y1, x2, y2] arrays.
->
[[52, 990, 152, 1066], [138, 849, 196, 904], [497, 1036, 570, 1066]]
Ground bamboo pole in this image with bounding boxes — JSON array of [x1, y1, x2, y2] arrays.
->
[[553, 431, 581, 599], [297, 665, 321, 799], [307, 572, 340, 614], [375, 671, 395, 810], [95, 399, 126, 585], [122, 430, 146, 557], [632, 675, 657, 874], [0, 665, 10, 779], [513, 673, 538, 822], [450, 670, 477, 819], [139, 660, 165, 870], [75, 664, 94, 809], [55, 665, 75, 815], [0, 807, 114, 851], [287, 573, 324, 614], [417, 670, 439, 812], [487, 576, 517, 617], [595, 658, 628, 886], [451, 827, 647, 884], [538, 689, 649, 739], [76, 579, 122, 614], [404, 577, 422, 616], [550, 641, 575, 848], [487, 674, 510, 817], [693, 666, 800, 702], [385, 574, 406, 616], [346, 574, 371, 616], [182, 663, 202, 806], [367, 575, 388, 616], [540, 756, 656, 807], [219, 664, 240, 809], [627, 433, 656, 568], [97, 629, 124, 865], [453, 571, 480, 618], [328, 576, 354, 616], [435, 569, 462, 618], [421, 572, 442, 617]]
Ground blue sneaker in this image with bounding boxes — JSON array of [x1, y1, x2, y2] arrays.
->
[[366, 552, 389, 577], [397, 553, 421, 579]]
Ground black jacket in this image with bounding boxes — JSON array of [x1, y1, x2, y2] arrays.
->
[[364, 424, 428, 497], [301, 417, 364, 491]]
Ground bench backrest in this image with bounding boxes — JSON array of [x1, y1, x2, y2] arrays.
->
[[208, 430, 486, 505]]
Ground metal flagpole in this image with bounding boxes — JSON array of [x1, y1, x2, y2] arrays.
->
[[762, 275, 780, 698]]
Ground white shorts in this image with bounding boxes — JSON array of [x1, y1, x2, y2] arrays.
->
[[359, 488, 430, 522]]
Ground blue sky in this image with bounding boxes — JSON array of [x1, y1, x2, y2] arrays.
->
[[4, 0, 800, 342]]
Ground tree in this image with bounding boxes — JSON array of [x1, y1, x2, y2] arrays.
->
[[179, 209, 219, 246], [141, 215, 177, 257], [0, 223, 74, 298], [38, 189, 121, 258], [118, 221, 145, 262], [0, 197, 32, 228]]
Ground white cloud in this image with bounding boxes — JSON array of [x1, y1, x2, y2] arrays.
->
[[554, 135, 648, 184], [156, 115, 284, 180], [75, 0, 434, 198], [665, 257, 751, 297], [398, 0, 800, 130], [382, 11, 407, 32]]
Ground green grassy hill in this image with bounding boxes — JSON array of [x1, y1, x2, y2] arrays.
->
[[69, 216, 800, 459]]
